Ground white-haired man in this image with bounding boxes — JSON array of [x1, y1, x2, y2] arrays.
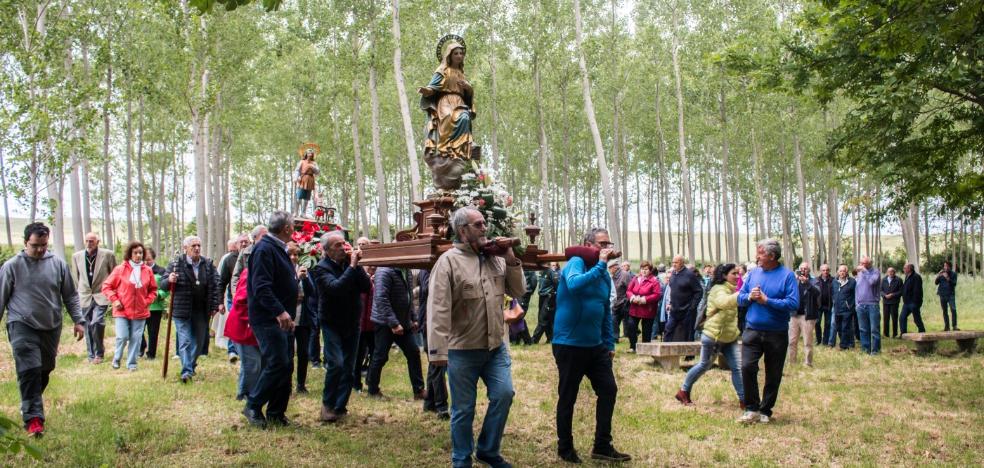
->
[[164, 235, 222, 383], [69, 232, 117, 364]]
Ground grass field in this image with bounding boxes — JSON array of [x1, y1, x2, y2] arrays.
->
[[1, 279, 982, 466]]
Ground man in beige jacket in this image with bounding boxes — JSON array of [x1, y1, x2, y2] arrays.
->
[[70, 232, 117, 363], [427, 207, 526, 468]]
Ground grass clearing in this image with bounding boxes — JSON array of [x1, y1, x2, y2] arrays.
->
[[1, 279, 982, 466]]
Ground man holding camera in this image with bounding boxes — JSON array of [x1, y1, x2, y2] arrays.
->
[[935, 261, 958, 331]]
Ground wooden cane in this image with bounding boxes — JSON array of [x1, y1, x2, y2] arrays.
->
[[162, 280, 176, 380]]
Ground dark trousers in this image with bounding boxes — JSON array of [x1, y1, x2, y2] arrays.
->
[[552, 343, 617, 454], [612, 304, 628, 340], [882, 302, 899, 337], [940, 294, 957, 330], [899, 303, 925, 334], [292, 325, 311, 390], [740, 329, 787, 417], [532, 294, 555, 344], [852, 313, 860, 340], [322, 326, 359, 412], [422, 331, 449, 412], [247, 322, 294, 418], [737, 306, 748, 333], [309, 324, 322, 365], [83, 302, 107, 359], [354, 330, 375, 391], [625, 316, 654, 351], [663, 312, 695, 343], [815, 307, 831, 345], [192, 312, 210, 358], [835, 313, 855, 349], [8, 322, 60, 422], [141, 311, 163, 358], [366, 326, 425, 395]]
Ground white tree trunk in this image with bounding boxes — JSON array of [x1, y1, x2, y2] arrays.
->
[[794, 131, 810, 268], [671, 9, 695, 260], [351, 78, 369, 238], [0, 148, 12, 247], [389, 0, 422, 200], [368, 52, 391, 242], [533, 53, 551, 247], [574, 0, 620, 243], [718, 77, 734, 262]]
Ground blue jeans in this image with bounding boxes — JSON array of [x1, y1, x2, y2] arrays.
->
[[225, 297, 238, 356], [447, 345, 514, 467], [682, 335, 743, 402], [173, 318, 198, 377], [321, 326, 359, 412], [856, 304, 880, 354], [112, 317, 145, 370], [236, 343, 262, 399], [248, 322, 293, 417]]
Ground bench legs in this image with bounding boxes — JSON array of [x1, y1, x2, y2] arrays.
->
[[915, 341, 936, 355], [956, 338, 977, 354], [653, 356, 679, 371]]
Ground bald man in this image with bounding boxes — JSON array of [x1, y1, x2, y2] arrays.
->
[[854, 257, 881, 355], [70, 232, 117, 363]]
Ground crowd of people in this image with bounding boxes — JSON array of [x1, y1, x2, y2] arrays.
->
[[0, 216, 964, 466]]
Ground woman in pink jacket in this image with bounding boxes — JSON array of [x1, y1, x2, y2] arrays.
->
[[101, 242, 158, 371], [625, 261, 662, 352]]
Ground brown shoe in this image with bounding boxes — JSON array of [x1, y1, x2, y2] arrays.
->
[[413, 389, 427, 401], [319, 405, 339, 423], [675, 389, 693, 406]]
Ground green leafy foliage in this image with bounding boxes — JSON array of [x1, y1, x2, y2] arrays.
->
[[0, 414, 42, 460], [189, 0, 283, 14]]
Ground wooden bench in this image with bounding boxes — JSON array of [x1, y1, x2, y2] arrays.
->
[[636, 342, 702, 370], [900, 331, 984, 355]]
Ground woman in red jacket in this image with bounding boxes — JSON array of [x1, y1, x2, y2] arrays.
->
[[625, 261, 662, 352], [224, 267, 260, 401], [102, 242, 158, 371]]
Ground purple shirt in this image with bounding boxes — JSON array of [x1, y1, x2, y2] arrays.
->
[[855, 267, 881, 305]]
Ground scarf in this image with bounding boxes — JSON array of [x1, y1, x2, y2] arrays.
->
[[128, 261, 144, 288]]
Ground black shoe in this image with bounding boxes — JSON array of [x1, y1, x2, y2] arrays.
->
[[242, 407, 266, 428], [180, 374, 192, 384], [267, 414, 290, 427], [296, 386, 309, 394], [559, 449, 582, 464], [591, 446, 631, 462], [475, 453, 512, 468], [367, 391, 387, 400], [436, 410, 450, 420]]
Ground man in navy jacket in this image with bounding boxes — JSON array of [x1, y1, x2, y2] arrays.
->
[[312, 231, 371, 423], [243, 211, 298, 428]]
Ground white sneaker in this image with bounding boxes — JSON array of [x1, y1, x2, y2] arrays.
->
[[759, 414, 771, 424], [737, 410, 760, 424]]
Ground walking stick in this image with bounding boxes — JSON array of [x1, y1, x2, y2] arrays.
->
[[162, 280, 176, 380]]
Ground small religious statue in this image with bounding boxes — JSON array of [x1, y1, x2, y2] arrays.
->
[[418, 34, 477, 191], [293, 143, 321, 217]]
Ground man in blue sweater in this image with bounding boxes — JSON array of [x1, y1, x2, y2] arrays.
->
[[244, 211, 299, 428], [552, 228, 630, 464], [854, 257, 881, 355], [737, 239, 799, 424]]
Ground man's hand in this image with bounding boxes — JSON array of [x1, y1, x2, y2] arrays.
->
[[392, 324, 405, 336], [755, 290, 769, 305], [73, 323, 85, 341], [349, 249, 362, 268], [430, 359, 447, 367], [599, 248, 614, 262], [276, 311, 294, 332], [168, 272, 178, 284], [297, 266, 308, 280]]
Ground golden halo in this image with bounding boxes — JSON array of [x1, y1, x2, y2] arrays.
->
[[297, 142, 321, 158]]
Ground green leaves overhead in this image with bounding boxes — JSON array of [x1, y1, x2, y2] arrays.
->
[[189, 0, 283, 14]]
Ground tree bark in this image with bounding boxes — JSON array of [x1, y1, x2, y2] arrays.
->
[[533, 52, 551, 249], [351, 77, 369, 238], [368, 48, 391, 242], [0, 148, 12, 247], [671, 7, 695, 260], [389, 0, 422, 200], [794, 130, 810, 267], [718, 76, 735, 262], [573, 0, 621, 244], [137, 95, 145, 242]]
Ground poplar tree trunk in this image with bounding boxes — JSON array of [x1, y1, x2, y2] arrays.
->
[[368, 50, 391, 242], [102, 50, 114, 249], [533, 52, 551, 248], [574, 0, 620, 244], [125, 98, 134, 242], [671, 7, 695, 260], [0, 148, 12, 247], [794, 131, 810, 267], [351, 78, 369, 238], [718, 78, 735, 262], [137, 95, 145, 242], [389, 0, 421, 200]]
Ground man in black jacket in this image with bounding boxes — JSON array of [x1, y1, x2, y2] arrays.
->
[[881, 267, 903, 337], [243, 211, 299, 427], [815, 264, 834, 345], [900, 264, 925, 334], [418, 269, 449, 418], [788, 266, 821, 366], [312, 231, 371, 423], [366, 267, 425, 399], [164, 236, 221, 383], [532, 263, 560, 344], [664, 256, 703, 342]]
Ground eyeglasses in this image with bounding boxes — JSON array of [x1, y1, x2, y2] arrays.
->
[[597, 241, 616, 248], [468, 220, 487, 229]]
